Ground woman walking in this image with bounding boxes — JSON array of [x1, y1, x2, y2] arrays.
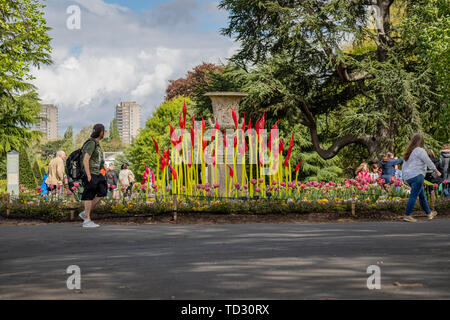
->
[[380, 152, 403, 184], [118, 163, 135, 199], [402, 133, 441, 222]]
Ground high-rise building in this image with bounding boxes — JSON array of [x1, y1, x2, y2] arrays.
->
[[36, 104, 58, 140], [115, 101, 141, 144]]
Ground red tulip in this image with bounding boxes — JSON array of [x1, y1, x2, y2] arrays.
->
[[231, 107, 238, 129], [179, 114, 185, 130], [183, 100, 187, 124], [202, 139, 208, 151], [192, 115, 197, 131], [259, 112, 265, 132], [212, 149, 216, 166], [288, 132, 294, 151], [296, 161, 303, 172], [188, 151, 192, 168], [169, 164, 177, 180], [201, 114, 205, 135], [151, 136, 159, 154], [227, 164, 234, 178], [224, 130, 228, 148], [215, 117, 220, 132], [190, 127, 195, 148], [234, 135, 237, 148]]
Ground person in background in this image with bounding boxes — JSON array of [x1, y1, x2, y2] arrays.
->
[[40, 173, 49, 195], [439, 144, 450, 182], [118, 163, 135, 198], [380, 152, 403, 184], [355, 163, 370, 180], [439, 144, 450, 196], [46, 150, 66, 198], [370, 163, 380, 183], [106, 164, 119, 199], [425, 149, 443, 184], [401, 133, 441, 222], [394, 164, 402, 180]]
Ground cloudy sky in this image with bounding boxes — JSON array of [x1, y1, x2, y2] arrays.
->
[[31, 0, 237, 137]]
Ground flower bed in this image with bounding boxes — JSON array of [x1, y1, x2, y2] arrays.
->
[[1, 194, 449, 223]]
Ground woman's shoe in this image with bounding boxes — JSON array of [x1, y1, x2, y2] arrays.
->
[[403, 216, 417, 222], [428, 211, 438, 220]]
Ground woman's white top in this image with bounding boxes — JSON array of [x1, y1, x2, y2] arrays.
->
[[402, 147, 436, 181]]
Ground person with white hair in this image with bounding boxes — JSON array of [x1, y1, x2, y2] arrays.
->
[[45, 150, 67, 197]]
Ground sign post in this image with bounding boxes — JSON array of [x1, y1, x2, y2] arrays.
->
[[7, 150, 19, 197]]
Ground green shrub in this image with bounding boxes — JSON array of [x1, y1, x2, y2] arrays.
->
[[19, 148, 37, 190], [32, 160, 43, 184]]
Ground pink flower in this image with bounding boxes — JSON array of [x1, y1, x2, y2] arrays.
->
[[259, 178, 264, 184], [250, 179, 257, 185], [433, 184, 438, 189], [74, 182, 80, 188], [152, 184, 157, 189], [243, 185, 248, 190], [213, 183, 220, 189], [272, 180, 277, 186], [280, 182, 286, 187], [443, 180, 448, 185], [205, 187, 211, 192], [111, 185, 116, 190], [234, 183, 241, 190], [72, 187, 77, 191], [67, 190, 72, 196], [255, 187, 261, 193], [140, 185, 146, 190]]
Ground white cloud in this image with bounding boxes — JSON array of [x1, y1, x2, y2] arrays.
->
[[31, 0, 235, 136]]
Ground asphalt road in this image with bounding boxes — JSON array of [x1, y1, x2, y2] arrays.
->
[[0, 220, 449, 299]]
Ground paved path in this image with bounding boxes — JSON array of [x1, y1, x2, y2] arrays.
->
[[0, 220, 449, 299]]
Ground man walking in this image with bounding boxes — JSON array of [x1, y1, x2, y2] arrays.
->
[[46, 150, 66, 198], [79, 124, 107, 228]]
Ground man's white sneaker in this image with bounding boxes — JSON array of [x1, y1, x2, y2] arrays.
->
[[79, 211, 87, 221], [83, 220, 100, 228]]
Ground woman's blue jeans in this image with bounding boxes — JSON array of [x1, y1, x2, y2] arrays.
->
[[405, 174, 431, 216]]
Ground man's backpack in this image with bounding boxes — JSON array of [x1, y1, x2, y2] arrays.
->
[[66, 139, 98, 180]]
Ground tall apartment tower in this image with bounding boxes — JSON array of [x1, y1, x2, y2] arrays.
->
[[115, 101, 141, 144], [37, 104, 58, 140]]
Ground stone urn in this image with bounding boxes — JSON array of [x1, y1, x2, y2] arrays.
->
[[204, 92, 248, 198]]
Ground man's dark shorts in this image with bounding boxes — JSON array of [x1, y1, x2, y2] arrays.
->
[[81, 174, 107, 200]]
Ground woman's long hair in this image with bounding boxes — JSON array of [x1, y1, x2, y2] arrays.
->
[[403, 133, 425, 162]]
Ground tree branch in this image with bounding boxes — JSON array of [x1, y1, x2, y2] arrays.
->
[[295, 97, 375, 159]]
